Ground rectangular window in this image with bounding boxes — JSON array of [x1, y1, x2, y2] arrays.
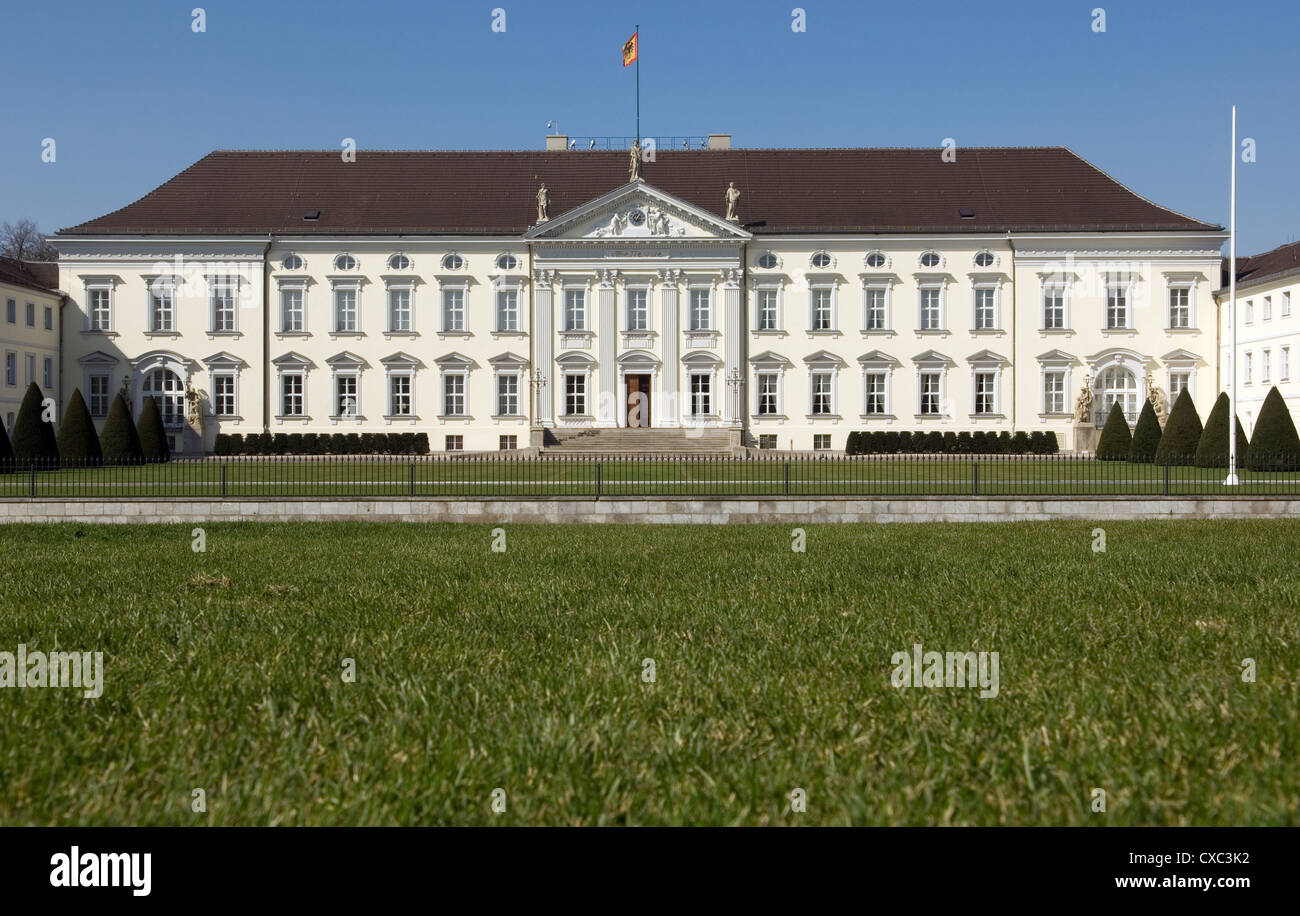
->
[[89, 375, 110, 417], [626, 289, 648, 331], [497, 290, 519, 332], [564, 289, 586, 331], [335, 289, 358, 332], [974, 371, 996, 414], [281, 288, 305, 332], [213, 374, 236, 416], [1282, 347, 1291, 381], [1244, 300, 1254, 324], [919, 372, 941, 415], [1169, 372, 1190, 402], [759, 434, 777, 450], [25, 303, 35, 327], [4, 299, 13, 323], [865, 287, 887, 330], [43, 357, 53, 390], [1244, 352, 1253, 385], [757, 289, 778, 330], [813, 434, 831, 451], [1262, 349, 1272, 383], [150, 286, 174, 332], [865, 372, 887, 415], [1043, 371, 1065, 414], [919, 288, 941, 330], [811, 371, 833, 415], [690, 372, 712, 415], [281, 374, 304, 416], [1107, 284, 1129, 329], [1283, 291, 1292, 317], [44, 306, 52, 330], [811, 288, 832, 331], [1263, 296, 1273, 321], [389, 374, 412, 416], [690, 289, 711, 331], [565, 374, 586, 415], [388, 288, 412, 333], [443, 373, 465, 416], [496, 373, 519, 416], [211, 283, 236, 332], [499, 435, 517, 451], [974, 288, 996, 330], [4, 352, 15, 387], [443, 289, 467, 332], [1168, 287, 1190, 328], [88, 289, 111, 330], [756, 372, 779, 416], [444, 435, 463, 452], [1043, 286, 1064, 329], [25, 354, 35, 387], [335, 374, 358, 417]]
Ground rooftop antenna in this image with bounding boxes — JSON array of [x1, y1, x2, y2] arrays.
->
[[547, 120, 559, 136]]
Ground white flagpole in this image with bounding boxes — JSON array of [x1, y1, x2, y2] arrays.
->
[[1226, 104, 1240, 485]]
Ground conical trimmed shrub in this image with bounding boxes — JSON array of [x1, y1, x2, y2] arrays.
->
[[1195, 392, 1250, 468], [1095, 402, 1132, 460], [1247, 386, 1300, 472], [11, 382, 59, 466], [1155, 389, 1203, 466], [136, 396, 171, 463], [0, 418, 12, 473], [56, 389, 102, 466], [99, 392, 143, 464], [1129, 400, 1162, 463]]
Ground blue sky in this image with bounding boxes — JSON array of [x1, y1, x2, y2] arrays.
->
[[3, 0, 1296, 252]]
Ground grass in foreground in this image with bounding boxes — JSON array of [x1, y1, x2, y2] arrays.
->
[[0, 520, 1296, 826]]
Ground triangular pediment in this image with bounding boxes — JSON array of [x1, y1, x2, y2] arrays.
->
[[525, 181, 751, 242]]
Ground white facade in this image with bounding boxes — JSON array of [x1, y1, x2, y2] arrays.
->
[[1214, 261, 1300, 435], [0, 272, 61, 432]]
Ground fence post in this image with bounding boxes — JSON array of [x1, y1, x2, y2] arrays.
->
[[408, 462, 415, 497], [972, 460, 979, 496], [1163, 462, 1170, 497], [595, 461, 602, 500], [29, 463, 37, 498], [220, 462, 228, 498], [783, 460, 790, 496]]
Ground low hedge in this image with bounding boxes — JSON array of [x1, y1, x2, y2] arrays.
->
[[845, 429, 1059, 455], [213, 432, 430, 456]]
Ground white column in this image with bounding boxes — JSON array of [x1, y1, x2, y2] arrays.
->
[[659, 269, 681, 427], [533, 270, 554, 426], [723, 268, 743, 427], [597, 269, 618, 427]]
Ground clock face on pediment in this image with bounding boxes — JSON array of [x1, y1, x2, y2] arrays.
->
[[525, 183, 751, 243], [578, 199, 701, 239]]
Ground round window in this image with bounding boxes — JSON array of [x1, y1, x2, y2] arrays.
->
[[865, 252, 886, 268], [334, 254, 357, 271], [496, 254, 518, 270], [975, 251, 995, 268], [441, 254, 464, 270], [282, 254, 303, 270], [388, 254, 411, 270], [920, 252, 941, 268], [757, 253, 778, 269], [811, 252, 832, 269]]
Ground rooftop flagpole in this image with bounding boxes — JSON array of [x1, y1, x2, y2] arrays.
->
[[1226, 104, 1240, 486], [635, 25, 640, 145]]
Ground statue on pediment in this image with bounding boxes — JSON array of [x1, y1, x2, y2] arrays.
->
[[536, 184, 549, 223], [725, 182, 740, 222], [592, 210, 629, 238], [629, 142, 642, 181], [646, 206, 669, 236]]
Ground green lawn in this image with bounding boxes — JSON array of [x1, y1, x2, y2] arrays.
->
[[0, 520, 1296, 826], [2, 455, 1298, 498]]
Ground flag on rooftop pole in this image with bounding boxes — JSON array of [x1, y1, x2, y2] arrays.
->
[[623, 28, 640, 146], [622, 31, 638, 66]]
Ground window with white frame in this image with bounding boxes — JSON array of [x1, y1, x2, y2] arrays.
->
[[1042, 284, 1065, 329], [1262, 349, 1272, 383], [1244, 351, 1253, 385], [25, 303, 34, 327], [755, 371, 780, 415], [1099, 367, 1138, 422], [1263, 296, 1273, 321], [973, 370, 997, 415], [1106, 281, 1129, 329], [210, 281, 236, 332], [334, 254, 357, 271], [4, 299, 13, 323], [497, 289, 519, 332], [1282, 346, 1291, 381], [1168, 286, 1191, 328], [149, 283, 175, 332], [280, 373, 304, 416], [626, 288, 648, 331], [496, 373, 519, 416], [756, 288, 779, 331], [388, 287, 412, 333], [1283, 291, 1292, 317], [496, 254, 518, 271], [442, 288, 466, 332], [89, 374, 110, 417], [334, 372, 359, 417], [87, 287, 112, 331], [1043, 370, 1066, 414], [565, 373, 587, 415], [973, 287, 997, 330], [334, 287, 359, 333], [1244, 299, 1254, 324], [811, 287, 833, 331], [813, 433, 831, 451], [564, 289, 586, 331], [864, 286, 888, 331], [4, 352, 14, 386], [919, 371, 942, 415], [864, 371, 887, 415], [919, 287, 942, 330], [44, 307, 52, 330], [388, 254, 411, 271], [442, 372, 466, 416], [213, 373, 237, 416], [1169, 371, 1190, 402], [25, 354, 35, 387], [281, 286, 305, 332], [690, 288, 711, 331], [499, 434, 517, 450], [689, 371, 712, 415], [810, 370, 834, 415], [388, 373, 413, 416], [42, 357, 53, 390]]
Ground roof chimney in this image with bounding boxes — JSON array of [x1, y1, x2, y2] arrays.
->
[[707, 134, 731, 150], [545, 134, 569, 151]]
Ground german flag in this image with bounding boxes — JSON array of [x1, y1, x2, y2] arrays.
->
[[622, 31, 638, 66]]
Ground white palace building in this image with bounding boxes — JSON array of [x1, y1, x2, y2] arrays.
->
[[23, 136, 1232, 454]]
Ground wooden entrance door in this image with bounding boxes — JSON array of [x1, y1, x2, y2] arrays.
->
[[626, 374, 651, 427]]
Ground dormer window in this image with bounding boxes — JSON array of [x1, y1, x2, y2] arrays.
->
[[282, 254, 304, 271], [388, 254, 411, 270], [334, 254, 357, 271], [920, 251, 942, 269], [810, 251, 833, 269], [442, 253, 465, 271], [865, 251, 887, 269]]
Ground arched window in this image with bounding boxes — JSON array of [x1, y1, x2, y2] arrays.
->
[[1097, 367, 1138, 424], [143, 368, 186, 428]]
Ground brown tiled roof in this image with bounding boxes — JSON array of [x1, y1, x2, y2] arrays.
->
[[1220, 239, 1300, 291], [0, 257, 59, 294], [60, 147, 1220, 237]]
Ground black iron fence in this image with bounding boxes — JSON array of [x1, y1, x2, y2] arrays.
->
[[2, 454, 1299, 499]]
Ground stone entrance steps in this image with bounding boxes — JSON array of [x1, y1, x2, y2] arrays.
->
[[544, 427, 734, 456]]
